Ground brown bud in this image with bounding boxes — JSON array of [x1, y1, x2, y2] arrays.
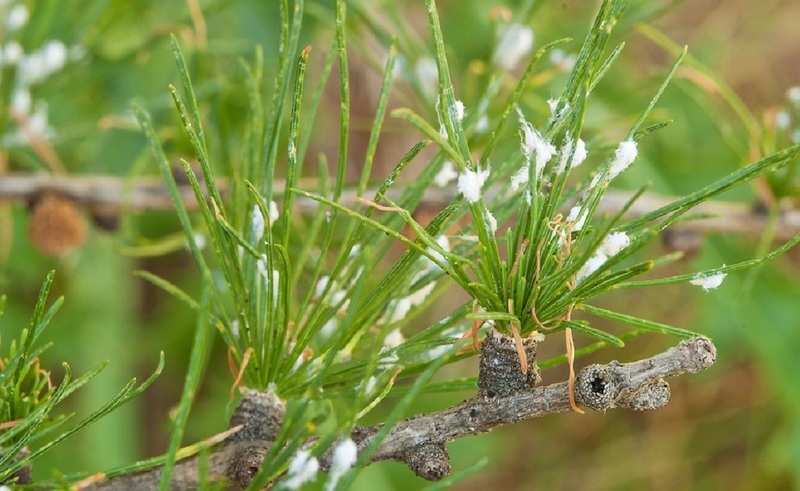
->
[[27, 191, 88, 256]]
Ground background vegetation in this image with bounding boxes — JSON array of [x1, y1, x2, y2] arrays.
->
[[1, 0, 800, 489]]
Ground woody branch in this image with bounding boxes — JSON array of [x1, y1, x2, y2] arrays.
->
[[79, 336, 716, 490], [0, 173, 795, 239]]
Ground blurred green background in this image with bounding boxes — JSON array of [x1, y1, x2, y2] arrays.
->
[[1, 0, 799, 489]]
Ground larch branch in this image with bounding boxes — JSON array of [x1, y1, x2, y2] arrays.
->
[[0, 173, 797, 239], [80, 337, 716, 490]]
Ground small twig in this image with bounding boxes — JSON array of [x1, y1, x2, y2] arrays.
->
[[81, 337, 716, 490], [0, 173, 797, 239]]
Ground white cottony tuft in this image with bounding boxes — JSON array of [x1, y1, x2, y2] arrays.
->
[[457, 167, 490, 203], [252, 202, 280, 241], [576, 232, 630, 283], [436, 98, 466, 139], [572, 139, 588, 168], [19, 40, 69, 85], [314, 276, 330, 299], [7, 5, 29, 31], [319, 318, 337, 339], [284, 450, 320, 489], [364, 376, 377, 394], [533, 137, 557, 175], [406, 281, 436, 307], [517, 115, 537, 161], [485, 210, 498, 234], [424, 344, 451, 360], [420, 234, 450, 272], [690, 272, 727, 291], [383, 328, 405, 349], [388, 297, 412, 323], [269, 200, 279, 223], [433, 160, 459, 187], [576, 253, 607, 283], [330, 290, 348, 309], [325, 438, 358, 491], [2, 41, 24, 65], [598, 232, 630, 257], [493, 23, 534, 71], [433, 234, 450, 262], [567, 205, 587, 231], [453, 99, 466, 122], [257, 259, 281, 303], [251, 205, 265, 240], [556, 138, 587, 174], [608, 139, 638, 180], [510, 165, 529, 192], [268, 270, 281, 304], [517, 109, 556, 176]]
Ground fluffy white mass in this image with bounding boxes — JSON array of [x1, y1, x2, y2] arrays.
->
[[567, 205, 587, 232], [453, 99, 465, 122], [420, 234, 450, 273], [576, 254, 607, 283], [518, 114, 556, 175], [598, 232, 630, 257], [556, 138, 588, 174], [6, 5, 29, 31], [493, 23, 534, 71], [690, 272, 727, 291], [18, 40, 68, 85], [1, 41, 24, 65], [284, 450, 319, 489], [510, 165, 529, 192], [485, 210, 498, 234], [387, 297, 412, 323], [383, 328, 405, 349], [251, 204, 265, 240], [433, 160, 458, 187], [325, 438, 358, 490], [573, 139, 588, 168], [457, 167, 490, 203], [576, 232, 630, 283], [608, 139, 638, 180]]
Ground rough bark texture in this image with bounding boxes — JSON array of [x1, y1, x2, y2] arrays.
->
[[478, 329, 541, 398], [79, 336, 716, 490]]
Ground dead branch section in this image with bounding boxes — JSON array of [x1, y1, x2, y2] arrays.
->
[[1, 173, 798, 239], [80, 336, 716, 490]]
